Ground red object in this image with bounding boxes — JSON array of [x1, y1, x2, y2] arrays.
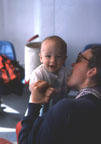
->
[[27, 34, 39, 43], [16, 121, 22, 144], [0, 138, 13, 144], [0, 55, 17, 83], [25, 80, 29, 85]]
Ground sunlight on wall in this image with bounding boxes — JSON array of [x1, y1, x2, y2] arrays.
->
[[33, 0, 41, 38]]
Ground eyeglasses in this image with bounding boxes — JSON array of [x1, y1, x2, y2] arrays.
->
[[76, 52, 94, 67]]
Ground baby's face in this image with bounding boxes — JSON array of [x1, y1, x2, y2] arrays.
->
[[39, 40, 67, 74]]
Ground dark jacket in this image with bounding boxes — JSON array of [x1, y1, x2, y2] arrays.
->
[[19, 94, 101, 144]]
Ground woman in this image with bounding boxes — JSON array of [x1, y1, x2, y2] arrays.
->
[[19, 45, 101, 144]]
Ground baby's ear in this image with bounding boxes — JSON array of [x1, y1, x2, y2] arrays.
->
[[39, 53, 43, 63]]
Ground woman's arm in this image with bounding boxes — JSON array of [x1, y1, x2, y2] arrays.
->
[[19, 80, 56, 144], [19, 103, 41, 144]]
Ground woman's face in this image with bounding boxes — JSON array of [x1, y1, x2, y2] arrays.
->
[[67, 49, 93, 89]]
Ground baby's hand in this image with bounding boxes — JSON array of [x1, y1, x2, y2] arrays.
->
[[29, 80, 56, 104]]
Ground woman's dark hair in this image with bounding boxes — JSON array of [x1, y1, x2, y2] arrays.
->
[[90, 45, 101, 85]]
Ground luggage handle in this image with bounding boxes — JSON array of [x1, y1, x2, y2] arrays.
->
[[27, 34, 39, 43]]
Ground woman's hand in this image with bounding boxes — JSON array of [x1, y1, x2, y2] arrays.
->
[[29, 80, 56, 104]]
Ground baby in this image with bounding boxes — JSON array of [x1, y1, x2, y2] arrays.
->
[[29, 35, 69, 114]]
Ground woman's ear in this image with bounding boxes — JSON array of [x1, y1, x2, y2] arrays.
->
[[87, 67, 97, 78], [39, 53, 43, 63]]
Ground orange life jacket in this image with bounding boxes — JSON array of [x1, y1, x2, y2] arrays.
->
[[0, 55, 24, 84]]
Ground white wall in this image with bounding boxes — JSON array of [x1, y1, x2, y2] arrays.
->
[[0, 0, 38, 65], [0, 0, 5, 39], [55, 0, 101, 68], [0, 0, 101, 70]]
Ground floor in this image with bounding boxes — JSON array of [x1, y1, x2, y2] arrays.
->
[[0, 84, 30, 144]]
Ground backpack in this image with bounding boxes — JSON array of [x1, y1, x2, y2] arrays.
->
[[0, 55, 24, 95], [0, 55, 24, 83]]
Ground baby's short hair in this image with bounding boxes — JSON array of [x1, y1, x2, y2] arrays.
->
[[42, 35, 67, 54]]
